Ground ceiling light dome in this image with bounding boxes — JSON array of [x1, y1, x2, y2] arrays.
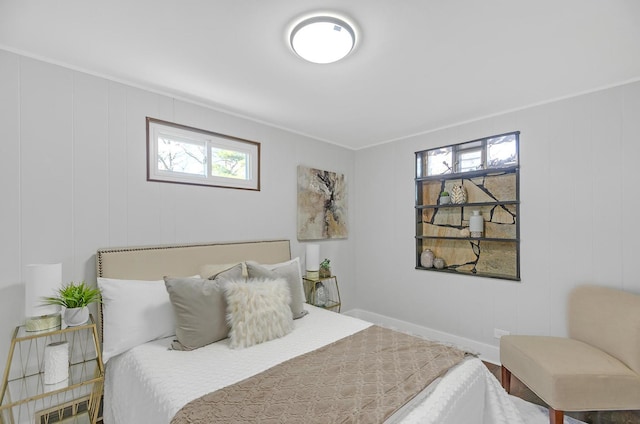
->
[[290, 15, 356, 64]]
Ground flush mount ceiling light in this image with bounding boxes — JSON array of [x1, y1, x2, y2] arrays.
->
[[290, 15, 356, 64]]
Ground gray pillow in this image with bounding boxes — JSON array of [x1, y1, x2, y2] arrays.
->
[[245, 258, 307, 319], [200, 262, 246, 280], [164, 276, 229, 351], [209, 263, 244, 282]]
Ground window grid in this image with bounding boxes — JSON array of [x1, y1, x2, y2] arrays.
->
[[146, 117, 260, 191]]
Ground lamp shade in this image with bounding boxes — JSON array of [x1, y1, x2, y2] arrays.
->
[[25, 263, 62, 318], [305, 244, 320, 272]]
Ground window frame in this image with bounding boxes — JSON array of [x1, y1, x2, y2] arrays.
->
[[146, 117, 260, 191], [417, 131, 519, 177]]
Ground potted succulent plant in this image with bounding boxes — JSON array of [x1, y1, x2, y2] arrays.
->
[[319, 258, 331, 278], [43, 281, 101, 326], [439, 191, 451, 204]]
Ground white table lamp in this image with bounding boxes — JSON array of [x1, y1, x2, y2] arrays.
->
[[305, 244, 320, 279], [25, 263, 62, 331]]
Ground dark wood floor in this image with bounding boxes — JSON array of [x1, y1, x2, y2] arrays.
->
[[483, 362, 640, 424]]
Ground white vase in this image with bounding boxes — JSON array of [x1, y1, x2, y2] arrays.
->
[[469, 210, 484, 238], [64, 307, 89, 326], [314, 282, 327, 307], [420, 249, 435, 268], [44, 341, 69, 385], [450, 185, 467, 204]]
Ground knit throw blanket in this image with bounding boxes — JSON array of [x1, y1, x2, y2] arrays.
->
[[171, 325, 467, 424]]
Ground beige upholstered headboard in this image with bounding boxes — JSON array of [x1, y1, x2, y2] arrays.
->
[[95, 240, 291, 340], [96, 240, 291, 280]]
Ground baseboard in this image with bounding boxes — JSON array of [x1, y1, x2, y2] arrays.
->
[[342, 308, 500, 364]]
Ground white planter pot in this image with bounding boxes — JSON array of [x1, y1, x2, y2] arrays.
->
[[64, 307, 89, 326]]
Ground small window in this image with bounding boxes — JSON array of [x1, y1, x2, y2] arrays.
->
[[426, 147, 453, 175], [457, 140, 483, 173], [417, 131, 519, 177], [147, 118, 260, 190], [487, 134, 518, 168]]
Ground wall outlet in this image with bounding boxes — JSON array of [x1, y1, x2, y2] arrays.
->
[[494, 328, 510, 339]]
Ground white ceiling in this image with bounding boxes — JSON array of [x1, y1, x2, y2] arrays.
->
[[1, 0, 639, 150]]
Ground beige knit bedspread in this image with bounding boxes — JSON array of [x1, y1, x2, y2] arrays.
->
[[171, 325, 467, 424]]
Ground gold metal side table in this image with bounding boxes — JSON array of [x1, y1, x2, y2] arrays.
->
[[0, 314, 104, 424], [302, 275, 341, 313]]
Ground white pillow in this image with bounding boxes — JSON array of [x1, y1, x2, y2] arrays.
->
[[224, 278, 294, 349], [98, 277, 179, 362]]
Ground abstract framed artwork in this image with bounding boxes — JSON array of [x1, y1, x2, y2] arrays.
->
[[297, 166, 348, 240]]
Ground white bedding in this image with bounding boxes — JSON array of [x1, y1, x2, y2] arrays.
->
[[104, 306, 536, 424]]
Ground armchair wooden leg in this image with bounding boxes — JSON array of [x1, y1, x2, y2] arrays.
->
[[501, 365, 511, 393], [549, 408, 563, 424]]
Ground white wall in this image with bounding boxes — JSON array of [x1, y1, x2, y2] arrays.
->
[[0, 50, 356, 366], [353, 80, 640, 362], [3, 47, 640, 370]]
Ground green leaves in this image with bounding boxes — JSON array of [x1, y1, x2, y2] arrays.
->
[[42, 281, 101, 308]]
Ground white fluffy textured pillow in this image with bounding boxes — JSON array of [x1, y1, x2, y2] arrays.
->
[[98, 277, 181, 362], [224, 278, 294, 349]]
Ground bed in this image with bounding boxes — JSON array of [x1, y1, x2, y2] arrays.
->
[[95, 240, 531, 424]]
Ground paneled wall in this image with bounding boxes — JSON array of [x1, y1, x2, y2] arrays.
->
[[3, 47, 640, 368], [0, 50, 356, 365], [353, 80, 640, 361]]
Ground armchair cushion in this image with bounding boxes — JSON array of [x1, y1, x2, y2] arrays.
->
[[569, 285, 640, 375], [501, 335, 640, 411]]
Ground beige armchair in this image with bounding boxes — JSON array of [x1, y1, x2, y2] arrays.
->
[[500, 285, 640, 424]]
